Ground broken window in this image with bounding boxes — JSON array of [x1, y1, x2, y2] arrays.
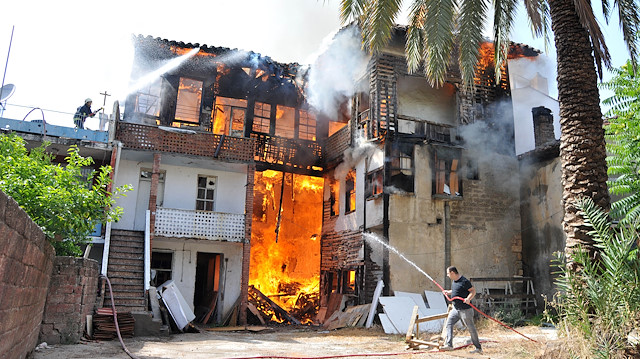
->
[[433, 147, 462, 196], [345, 169, 356, 214], [389, 143, 414, 193], [329, 178, 339, 217], [212, 97, 247, 137], [196, 176, 216, 211], [298, 109, 316, 141], [252, 102, 271, 133], [366, 169, 383, 199], [151, 251, 173, 287], [275, 105, 295, 139], [134, 79, 162, 116], [175, 77, 203, 124]]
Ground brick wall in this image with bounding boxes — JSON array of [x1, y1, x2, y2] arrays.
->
[[39, 257, 100, 345], [0, 190, 55, 359]]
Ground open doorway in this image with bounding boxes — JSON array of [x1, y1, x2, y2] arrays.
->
[[193, 252, 223, 324]]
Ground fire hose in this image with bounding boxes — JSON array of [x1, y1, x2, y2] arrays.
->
[[100, 274, 140, 359]]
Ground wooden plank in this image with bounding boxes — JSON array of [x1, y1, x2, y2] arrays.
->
[[249, 286, 301, 325], [247, 302, 265, 325], [415, 312, 449, 324], [365, 280, 384, 328], [407, 339, 439, 347], [201, 292, 218, 324], [405, 306, 419, 342]]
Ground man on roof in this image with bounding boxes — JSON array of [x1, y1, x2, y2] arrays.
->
[[73, 98, 102, 129]]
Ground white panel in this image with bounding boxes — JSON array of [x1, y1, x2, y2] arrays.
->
[[394, 291, 428, 315], [378, 313, 400, 334], [159, 280, 196, 330], [379, 296, 418, 335]]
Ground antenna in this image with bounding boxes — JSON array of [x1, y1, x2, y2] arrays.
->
[[0, 83, 15, 117], [0, 83, 15, 102]]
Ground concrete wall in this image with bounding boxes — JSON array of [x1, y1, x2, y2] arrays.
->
[[113, 158, 247, 230], [40, 257, 99, 344], [397, 75, 456, 126], [519, 154, 564, 300], [152, 238, 243, 319], [388, 145, 522, 293], [0, 191, 55, 359]]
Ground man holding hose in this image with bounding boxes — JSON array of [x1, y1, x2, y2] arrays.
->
[[441, 266, 482, 354]]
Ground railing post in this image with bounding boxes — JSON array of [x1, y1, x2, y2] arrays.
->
[[144, 209, 151, 291], [101, 221, 112, 276]]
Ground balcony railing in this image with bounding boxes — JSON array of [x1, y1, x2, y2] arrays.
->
[[154, 207, 245, 242]]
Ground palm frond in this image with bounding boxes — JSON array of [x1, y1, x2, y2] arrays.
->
[[614, 0, 640, 70], [492, 0, 518, 80], [423, 0, 456, 86], [340, 0, 369, 24], [458, 0, 488, 85], [361, 0, 403, 54], [406, 0, 428, 74], [572, 0, 612, 77], [576, 197, 613, 243]]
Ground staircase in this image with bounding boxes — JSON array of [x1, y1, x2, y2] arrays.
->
[[104, 229, 147, 313]]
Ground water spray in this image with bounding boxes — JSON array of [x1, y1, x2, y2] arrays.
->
[[362, 232, 538, 343], [125, 47, 201, 99]]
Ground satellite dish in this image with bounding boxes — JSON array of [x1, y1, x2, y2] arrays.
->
[[0, 84, 16, 102]]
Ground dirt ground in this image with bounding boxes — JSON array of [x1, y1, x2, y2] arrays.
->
[[30, 321, 559, 359]]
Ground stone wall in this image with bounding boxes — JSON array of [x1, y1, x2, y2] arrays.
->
[[0, 190, 55, 359], [39, 257, 100, 345]]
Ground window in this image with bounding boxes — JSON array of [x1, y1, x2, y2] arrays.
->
[[151, 251, 173, 287], [345, 169, 356, 214], [298, 110, 316, 141], [135, 79, 162, 116], [275, 105, 295, 139], [389, 143, 414, 193], [196, 176, 216, 211], [252, 102, 271, 133], [329, 178, 339, 217], [366, 169, 383, 198], [433, 148, 462, 196], [175, 78, 203, 123], [140, 169, 165, 206], [212, 97, 247, 137]]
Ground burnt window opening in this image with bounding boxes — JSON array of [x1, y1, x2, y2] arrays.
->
[[389, 144, 414, 193], [465, 159, 479, 180], [212, 97, 247, 137], [298, 109, 317, 141], [196, 175, 216, 211], [275, 105, 295, 139], [433, 147, 463, 197], [252, 102, 271, 133], [151, 251, 173, 287], [134, 79, 162, 117], [329, 178, 340, 217], [345, 170, 356, 214], [356, 91, 371, 140], [366, 169, 383, 199], [174, 77, 203, 124]]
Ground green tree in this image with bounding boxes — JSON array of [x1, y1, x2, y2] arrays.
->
[[340, 0, 640, 265], [601, 61, 640, 225], [0, 134, 131, 256]]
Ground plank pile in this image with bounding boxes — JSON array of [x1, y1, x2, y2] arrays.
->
[[92, 308, 135, 340]]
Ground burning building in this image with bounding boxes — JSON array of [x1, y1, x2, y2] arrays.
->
[[100, 27, 546, 327]]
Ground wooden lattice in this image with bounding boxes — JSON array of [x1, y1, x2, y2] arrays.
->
[[154, 207, 244, 242]]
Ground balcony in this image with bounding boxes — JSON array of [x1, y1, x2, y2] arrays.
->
[[154, 207, 245, 242], [116, 122, 254, 162]]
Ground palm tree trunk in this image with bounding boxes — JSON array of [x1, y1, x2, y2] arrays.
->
[[548, 0, 611, 265]]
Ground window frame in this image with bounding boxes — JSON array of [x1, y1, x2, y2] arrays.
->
[[196, 175, 217, 211], [174, 77, 203, 124], [344, 169, 356, 214]]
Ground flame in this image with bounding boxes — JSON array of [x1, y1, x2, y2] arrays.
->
[[250, 170, 323, 324], [170, 46, 217, 57]]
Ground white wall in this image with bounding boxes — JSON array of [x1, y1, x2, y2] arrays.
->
[[153, 238, 243, 319], [113, 157, 247, 230], [508, 56, 560, 155], [397, 75, 456, 126]]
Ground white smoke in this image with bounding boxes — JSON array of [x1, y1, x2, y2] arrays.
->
[[334, 134, 376, 182], [307, 26, 369, 119]]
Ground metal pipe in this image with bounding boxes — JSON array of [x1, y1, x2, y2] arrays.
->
[[144, 210, 151, 291], [444, 201, 451, 288], [101, 141, 123, 276]]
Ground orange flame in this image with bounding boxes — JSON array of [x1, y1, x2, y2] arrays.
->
[[250, 170, 323, 323]]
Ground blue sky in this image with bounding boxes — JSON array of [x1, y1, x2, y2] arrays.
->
[[0, 0, 631, 128]]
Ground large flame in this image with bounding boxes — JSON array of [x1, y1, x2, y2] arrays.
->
[[250, 170, 323, 323]]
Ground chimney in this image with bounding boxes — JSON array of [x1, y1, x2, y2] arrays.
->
[[532, 106, 554, 147]]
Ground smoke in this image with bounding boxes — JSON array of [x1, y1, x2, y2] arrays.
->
[[306, 26, 369, 119], [458, 99, 521, 194], [334, 134, 376, 182]]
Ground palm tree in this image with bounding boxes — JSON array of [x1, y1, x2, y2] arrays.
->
[[340, 0, 640, 265]]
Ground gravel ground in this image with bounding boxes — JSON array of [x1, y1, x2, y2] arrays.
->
[[30, 324, 558, 359]]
